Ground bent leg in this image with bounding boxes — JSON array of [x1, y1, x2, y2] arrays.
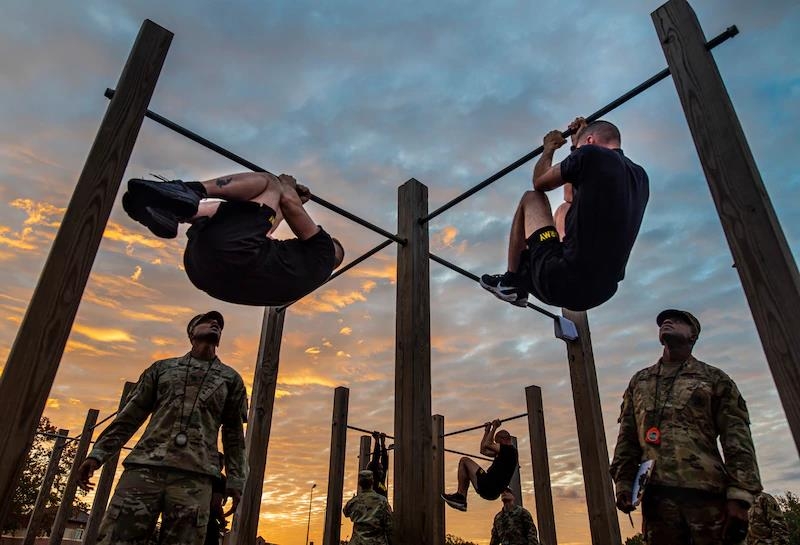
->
[[507, 190, 555, 272], [457, 457, 483, 497]]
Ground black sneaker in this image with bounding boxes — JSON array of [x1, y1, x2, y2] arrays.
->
[[128, 178, 201, 219], [122, 191, 178, 239], [441, 492, 467, 512], [480, 272, 528, 307]]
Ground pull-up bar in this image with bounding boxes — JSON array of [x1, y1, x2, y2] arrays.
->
[[429, 251, 578, 341], [347, 424, 395, 440], [104, 89, 405, 246], [35, 409, 121, 446], [442, 412, 528, 438], [444, 447, 493, 463], [420, 26, 739, 224], [280, 238, 395, 312]]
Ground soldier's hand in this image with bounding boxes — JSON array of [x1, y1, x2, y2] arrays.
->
[[615, 490, 634, 513], [543, 130, 567, 152], [296, 183, 311, 204], [222, 488, 242, 517], [491, 419, 502, 428], [278, 173, 298, 190], [568, 117, 587, 146], [77, 458, 99, 492]]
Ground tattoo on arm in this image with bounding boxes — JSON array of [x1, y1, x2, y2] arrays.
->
[[215, 177, 233, 188]]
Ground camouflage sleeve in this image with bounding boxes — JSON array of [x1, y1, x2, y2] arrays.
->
[[609, 380, 642, 495], [767, 494, 789, 542], [714, 375, 762, 503], [383, 501, 394, 545], [221, 372, 248, 492], [489, 515, 500, 545], [343, 495, 356, 518], [523, 509, 540, 545], [87, 363, 158, 465]]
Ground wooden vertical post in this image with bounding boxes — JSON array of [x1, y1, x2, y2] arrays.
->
[[395, 179, 433, 544], [0, 20, 173, 522], [22, 429, 69, 545], [49, 409, 99, 545], [359, 435, 372, 471], [526, 385, 557, 545], [563, 309, 621, 545], [510, 436, 523, 508], [432, 414, 445, 545], [322, 387, 349, 545], [231, 307, 286, 545], [82, 382, 135, 545], [653, 0, 800, 454]]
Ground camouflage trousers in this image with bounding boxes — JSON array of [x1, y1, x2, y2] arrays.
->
[[642, 488, 741, 545], [97, 465, 212, 545]]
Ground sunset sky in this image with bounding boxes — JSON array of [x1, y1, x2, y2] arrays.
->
[[1, 1, 798, 544]]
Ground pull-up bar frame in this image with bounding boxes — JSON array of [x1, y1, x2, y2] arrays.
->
[[442, 412, 528, 438], [104, 88, 406, 246], [420, 25, 739, 224]]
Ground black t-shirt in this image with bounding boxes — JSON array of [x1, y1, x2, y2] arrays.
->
[[485, 443, 518, 486], [560, 145, 649, 289]]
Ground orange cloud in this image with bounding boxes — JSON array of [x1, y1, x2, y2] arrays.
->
[[72, 323, 134, 343], [130, 266, 142, 282], [278, 373, 338, 388], [339, 326, 352, 335], [292, 289, 368, 316], [65, 339, 116, 357]]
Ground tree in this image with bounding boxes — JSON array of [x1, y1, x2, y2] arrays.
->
[[445, 534, 479, 545], [776, 491, 800, 545], [624, 534, 645, 545], [3, 417, 89, 534]]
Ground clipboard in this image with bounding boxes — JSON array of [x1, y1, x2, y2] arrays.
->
[[632, 459, 655, 507]]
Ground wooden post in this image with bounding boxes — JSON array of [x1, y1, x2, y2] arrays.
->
[[0, 20, 173, 522], [432, 415, 445, 545], [322, 387, 349, 545], [563, 309, 621, 545], [653, 0, 800, 454], [395, 179, 433, 543], [526, 385, 557, 545], [510, 436, 523, 508], [49, 409, 99, 545], [230, 307, 286, 545], [82, 382, 135, 545], [22, 429, 69, 545], [359, 435, 372, 471]]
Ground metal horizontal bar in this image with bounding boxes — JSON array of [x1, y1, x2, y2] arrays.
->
[[428, 252, 559, 320], [443, 447, 494, 463], [104, 89, 405, 245], [347, 424, 395, 440], [420, 25, 739, 224], [38, 431, 133, 451], [279, 238, 394, 311], [443, 412, 529, 438]]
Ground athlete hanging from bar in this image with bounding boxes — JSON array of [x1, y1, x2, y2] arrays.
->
[[121, 173, 345, 306], [367, 431, 389, 498], [480, 118, 649, 311]]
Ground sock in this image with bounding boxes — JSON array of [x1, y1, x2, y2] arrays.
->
[[185, 181, 207, 197]]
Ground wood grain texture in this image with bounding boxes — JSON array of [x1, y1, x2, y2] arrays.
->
[[526, 385, 558, 545], [653, 0, 800, 455], [231, 307, 286, 545], [510, 436, 523, 508], [432, 415, 445, 545], [82, 382, 135, 545], [23, 429, 69, 545], [322, 387, 349, 545], [358, 435, 372, 473], [394, 179, 434, 543], [0, 20, 173, 522], [49, 410, 99, 545], [563, 309, 621, 545]]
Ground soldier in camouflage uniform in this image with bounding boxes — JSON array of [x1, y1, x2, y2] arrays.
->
[[490, 487, 539, 545], [343, 470, 393, 545], [77, 311, 248, 545], [747, 492, 789, 545], [610, 309, 762, 545]]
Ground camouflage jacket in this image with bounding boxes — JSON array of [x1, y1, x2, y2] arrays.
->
[[747, 492, 789, 544], [490, 505, 539, 545], [343, 490, 393, 545], [610, 356, 761, 504], [88, 354, 248, 491]]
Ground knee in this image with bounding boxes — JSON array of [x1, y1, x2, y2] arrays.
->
[[521, 189, 545, 203], [459, 457, 471, 467]]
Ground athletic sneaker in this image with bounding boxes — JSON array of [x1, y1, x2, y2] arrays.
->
[[122, 191, 178, 239], [441, 492, 467, 512], [128, 178, 201, 219], [480, 272, 528, 307]]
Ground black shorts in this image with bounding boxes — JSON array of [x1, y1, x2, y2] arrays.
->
[[475, 468, 505, 501], [521, 226, 617, 311], [184, 201, 335, 306]]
